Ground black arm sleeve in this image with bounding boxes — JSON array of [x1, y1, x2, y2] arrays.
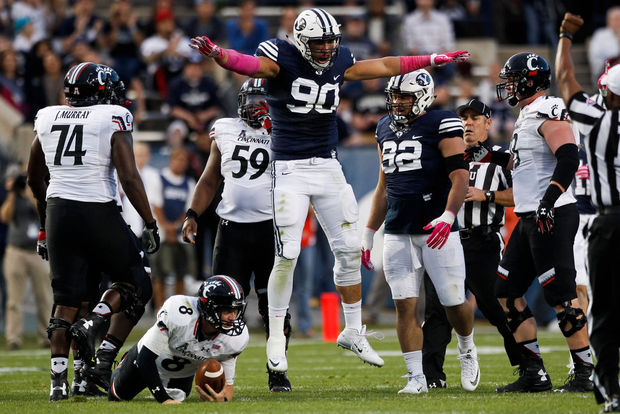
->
[[135, 345, 172, 403], [490, 151, 511, 169], [541, 143, 579, 205], [444, 154, 468, 174]]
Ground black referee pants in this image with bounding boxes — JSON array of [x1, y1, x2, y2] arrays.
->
[[423, 229, 521, 382], [588, 213, 620, 402]]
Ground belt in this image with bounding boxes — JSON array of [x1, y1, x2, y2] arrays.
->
[[459, 225, 501, 239], [598, 205, 620, 215]]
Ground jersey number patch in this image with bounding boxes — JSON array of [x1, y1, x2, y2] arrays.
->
[[51, 124, 86, 165], [161, 356, 192, 372], [287, 78, 339, 114], [231, 145, 269, 179], [381, 140, 423, 173]]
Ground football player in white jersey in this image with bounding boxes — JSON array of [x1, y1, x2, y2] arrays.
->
[[27, 62, 160, 401], [182, 78, 292, 393], [108, 275, 249, 403], [466, 53, 594, 393]]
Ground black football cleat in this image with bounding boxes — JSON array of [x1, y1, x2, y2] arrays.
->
[[70, 312, 108, 365], [267, 364, 292, 392], [50, 370, 69, 401], [427, 378, 447, 389], [71, 369, 107, 397], [83, 348, 118, 391], [602, 397, 620, 412], [554, 363, 594, 393], [496, 363, 552, 393]]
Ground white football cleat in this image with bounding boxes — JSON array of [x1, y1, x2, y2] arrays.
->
[[398, 373, 429, 394], [337, 325, 384, 367], [458, 347, 480, 391], [266, 335, 288, 372]]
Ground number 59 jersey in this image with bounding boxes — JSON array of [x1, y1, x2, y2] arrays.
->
[[33, 104, 133, 203], [211, 118, 272, 223]]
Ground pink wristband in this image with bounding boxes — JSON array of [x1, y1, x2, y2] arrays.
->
[[221, 49, 261, 76], [400, 55, 431, 74]]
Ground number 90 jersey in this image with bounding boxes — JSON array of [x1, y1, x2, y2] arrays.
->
[[138, 295, 249, 382], [211, 118, 272, 223], [33, 104, 133, 203], [255, 39, 355, 160]]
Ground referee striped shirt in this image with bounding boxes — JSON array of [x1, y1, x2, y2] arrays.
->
[[568, 91, 620, 207], [457, 153, 512, 229]]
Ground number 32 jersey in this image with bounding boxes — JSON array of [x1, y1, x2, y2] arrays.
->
[[210, 118, 272, 223], [256, 39, 355, 160], [33, 104, 133, 203], [138, 295, 249, 383]]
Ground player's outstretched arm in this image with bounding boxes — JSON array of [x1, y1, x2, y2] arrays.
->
[[344, 51, 470, 81], [190, 36, 279, 78], [555, 13, 585, 105]]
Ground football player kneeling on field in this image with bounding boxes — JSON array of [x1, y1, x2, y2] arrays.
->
[[108, 275, 248, 403]]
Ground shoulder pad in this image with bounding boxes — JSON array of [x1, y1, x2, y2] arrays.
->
[[535, 96, 568, 121], [256, 38, 281, 62], [110, 105, 134, 132]]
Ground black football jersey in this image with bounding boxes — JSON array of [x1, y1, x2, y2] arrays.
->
[[255, 39, 355, 160]]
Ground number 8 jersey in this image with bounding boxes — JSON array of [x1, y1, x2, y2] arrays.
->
[[210, 118, 272, 223], [33, 104, 133, 203]]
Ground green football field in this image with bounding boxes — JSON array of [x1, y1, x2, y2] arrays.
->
[[0, 324, 599, 413]]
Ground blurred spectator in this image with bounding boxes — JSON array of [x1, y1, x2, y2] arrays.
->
[[402, 0, 456, 85], [0, 49, 28, 118], [54, 0, 104, 53], [10, 0, 48, 41], [0, 165, 51, 350], [276, 6, 297, 42], [183, 0, 225, 41], [589, 6, 620, 84], [219, 71, 248, 117], [167, 58, 221, 133], [441, 0, 467, 20], [347, 77, 386, 145], [140, 8, 192, 98], [48, 0, 69, 39], [341, 15, 378, 61], [523, 0, 560, 49], [477, 61, 515, 143], [41, 52, 65, 107], [226, 0, 269, 55], [366, 0, 402, 56], [142, 0, 174, 38], [149, 147, 196, 310], [13, 17, 42, 53]]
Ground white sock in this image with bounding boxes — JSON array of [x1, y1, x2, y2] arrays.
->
[[267, 257, 296, 310], [73, 359, 84, 372], [93, 302, 111, 316], [403, 350, 423, 375], [268, 306, 288, 341], [456, 329, 475, 353], [342, 300, 362, 331], [51, 357, 68, 374], [99, 340, 117, 351]]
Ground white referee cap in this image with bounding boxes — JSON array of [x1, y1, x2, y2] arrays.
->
[[606, 64, 620, 96]]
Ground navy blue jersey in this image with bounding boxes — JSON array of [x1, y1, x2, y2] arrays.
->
[[375, 110, 464, 234], [255, 38, 355, 160]]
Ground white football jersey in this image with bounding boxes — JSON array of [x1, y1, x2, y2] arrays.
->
[[34, 104, 133, 203], [510, 96, 577, 213], [138, 295, 249, 384], [210, 118, 272, 223]]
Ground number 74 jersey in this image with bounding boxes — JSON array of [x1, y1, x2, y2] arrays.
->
[[210, 118, 272, 223], [34, 104, 133, 203]]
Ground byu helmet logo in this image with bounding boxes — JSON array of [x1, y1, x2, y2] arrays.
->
[[416, 72, 431, 86], [295, 18, 306, 32]]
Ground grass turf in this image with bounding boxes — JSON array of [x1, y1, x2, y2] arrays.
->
[[0, 324, 599, 413]]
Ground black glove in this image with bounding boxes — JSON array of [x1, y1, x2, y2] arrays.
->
[[535, 200, 555, 235], [142, 221, 160, 254], [37, 228, 48, 260], [464, 140, 493, 163]]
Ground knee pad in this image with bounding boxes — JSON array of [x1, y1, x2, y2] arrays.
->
[[47, 317, 72, 340], [277, 239, 301, 260], [505, 298, 533, 333], [111, 283, 145, 325], [333, 249, 361, 287], [556, 303, 587, 337], [339, 184, 359, 224]]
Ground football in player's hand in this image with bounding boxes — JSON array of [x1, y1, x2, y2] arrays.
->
[[195, 359, 225, 393]]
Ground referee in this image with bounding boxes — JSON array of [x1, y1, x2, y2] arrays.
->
[[556, 12, 620, 412], [422, 99, 521, 388]]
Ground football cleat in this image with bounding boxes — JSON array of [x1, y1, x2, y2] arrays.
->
[[82, 347, 118, 391], [398, 372, 428, 394], [457, 347, 480, 392], [70, 312, 108, 365], [266, 334, 288, 372], [267, 364, 292, 392], [50, 370, 69, 401], [553, 363, 594, 393], [336, 325, 384, 367], [602, 397, 620, 412], [496, 363, 552, 393], [427, 378, 447, 389], [71, 369, 106, 397]]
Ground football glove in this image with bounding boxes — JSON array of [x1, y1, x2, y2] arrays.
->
[[361, 227, 376, 271], [190, 36, 225, 60], [535, 200, 554, 235], [423, 210, 455, 249], [142, 221, 161, 254], [575, 164, 590, 180], [464, 140, 493, 163], [37, 228, 48, 261], [431, 50, 470, 67]]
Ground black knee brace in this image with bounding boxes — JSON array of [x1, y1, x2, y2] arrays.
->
[[110, 283, 145, 325], [47, 317, 72, 340], [556, 303, 587, 337], [505, 298, 534, 333]]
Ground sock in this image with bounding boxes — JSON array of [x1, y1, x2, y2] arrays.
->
[[73, 359, 84, 372], [51, 355, 68, 374], [570, 346, 593, 366], [267, 257, 296, 310], [456, 329, 475, 353], [268, 306, 288, 342], [519, 338, 541, 359], [93, 302, 112, 316], [100, 334, 123, 352], [342, 300, 362, 332], [403, 350, 423, 375]]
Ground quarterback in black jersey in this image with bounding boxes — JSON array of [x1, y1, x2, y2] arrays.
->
[[362, 70, 480, 394], [190, 7, 469, 376]]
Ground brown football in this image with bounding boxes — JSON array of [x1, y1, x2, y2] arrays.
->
[[195, 359, 225, 393]]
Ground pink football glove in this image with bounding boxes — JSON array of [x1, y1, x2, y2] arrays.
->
[[423, 211, 455, 249], [361, 227, 376, 271], [431, 50, 470, 67], [190, 36, 225, 60], [575, 164, 590, 180]]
